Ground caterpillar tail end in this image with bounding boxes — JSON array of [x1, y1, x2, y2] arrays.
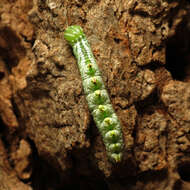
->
[[110, 153, 122, 163], [64, 25, 84, 46]]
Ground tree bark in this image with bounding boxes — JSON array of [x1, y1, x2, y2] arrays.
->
[[0, 0, 190, 189]]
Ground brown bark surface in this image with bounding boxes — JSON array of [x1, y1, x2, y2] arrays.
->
[[0, 0, 190, 189]]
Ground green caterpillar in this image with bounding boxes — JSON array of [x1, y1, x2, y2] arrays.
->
[[64, 25, 124, 163]]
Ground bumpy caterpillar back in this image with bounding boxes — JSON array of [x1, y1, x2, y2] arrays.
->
[[64, 25, 124, 163]]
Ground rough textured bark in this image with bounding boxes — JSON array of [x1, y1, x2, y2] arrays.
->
[[0, 0, 190, 189]]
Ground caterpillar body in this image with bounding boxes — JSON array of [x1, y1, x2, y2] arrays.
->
[[64, 25, 124, 163]]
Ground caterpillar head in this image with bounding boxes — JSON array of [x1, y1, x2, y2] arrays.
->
[[64, 25, 85, 46]]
